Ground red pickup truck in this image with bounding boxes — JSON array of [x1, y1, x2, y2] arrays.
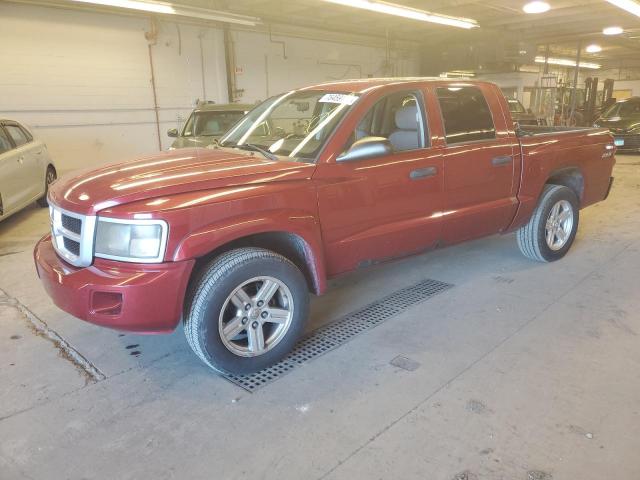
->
[[34, 79, 615, 374]]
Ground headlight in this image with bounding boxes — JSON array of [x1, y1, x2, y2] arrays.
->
[[94, 218, 168, 263]]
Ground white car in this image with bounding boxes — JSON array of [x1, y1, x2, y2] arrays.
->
[[0, 120, 56, 221]]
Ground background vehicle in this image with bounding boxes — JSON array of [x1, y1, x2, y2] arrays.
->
[[167, 103, 251, 149], [35, 79, 615, 375], [0, 120, 56, 221], [594, 97, 640, 153]]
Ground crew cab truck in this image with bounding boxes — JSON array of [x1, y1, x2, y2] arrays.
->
[[34, 79, 616, 375]]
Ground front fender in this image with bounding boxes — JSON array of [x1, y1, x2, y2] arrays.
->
[[172, 209, 327, 294]]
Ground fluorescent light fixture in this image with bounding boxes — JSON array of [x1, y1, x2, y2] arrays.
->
[[439, 71, 475, 78], [320, 0, 479, 29], [603, 26, 624, 35], [66, 0, 260, 25], [523, 1, 551, 14], [585, 44, 602, 53], [605, 0, 640, 17], [535, 56, 601, 69], [69, 0, 174, 13]]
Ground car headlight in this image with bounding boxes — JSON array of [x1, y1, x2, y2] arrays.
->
[[94, 218, 168, 263]]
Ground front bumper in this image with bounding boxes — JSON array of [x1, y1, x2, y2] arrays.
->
[[34, 234, 195, 333]]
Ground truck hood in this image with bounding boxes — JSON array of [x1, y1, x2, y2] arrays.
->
[[49, 148, 316, 215]]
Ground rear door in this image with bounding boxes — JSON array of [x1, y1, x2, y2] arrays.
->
[[435, 84, 520, 244], [4, 122, 42, 202], [314, 86, 444, 275], [0, 125, 21, 216]]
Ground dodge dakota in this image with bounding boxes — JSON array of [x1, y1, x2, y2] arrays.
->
[[34, 79, 616, 374]]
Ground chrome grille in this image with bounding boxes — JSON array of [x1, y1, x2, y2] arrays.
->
[[61, 214, 82, 234], [49, 204, 96, 267]]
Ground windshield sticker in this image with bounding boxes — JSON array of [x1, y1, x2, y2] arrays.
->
[[319, 93, 359, 105]]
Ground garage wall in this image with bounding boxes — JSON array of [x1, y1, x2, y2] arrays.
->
[[0, 3, 420, 174], [0, 2, 227, 174], [230, 30, 419, 103]]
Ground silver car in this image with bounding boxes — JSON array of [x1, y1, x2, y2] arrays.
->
[[0, 120, 56, 221]]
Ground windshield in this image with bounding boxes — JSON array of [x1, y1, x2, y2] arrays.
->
[[507, 99, 526, 113], [219, 90, 359, 161], [182, 110, 246, 137], [602, 101, 640, 118]]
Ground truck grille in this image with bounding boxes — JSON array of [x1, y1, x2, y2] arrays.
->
[[61, 214, 82, 234], [50, 204, 97, 267]]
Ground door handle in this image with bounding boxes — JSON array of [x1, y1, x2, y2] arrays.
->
[[491, 155, 512, 166], [410, 166, 438, 180]]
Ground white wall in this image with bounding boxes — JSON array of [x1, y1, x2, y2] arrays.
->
[[0, 3, 420, 174], [0, 2, 227, 173], [230, 30, 419, 103]]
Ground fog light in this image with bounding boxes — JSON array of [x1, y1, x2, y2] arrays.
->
[[91, 291, 123, 316]]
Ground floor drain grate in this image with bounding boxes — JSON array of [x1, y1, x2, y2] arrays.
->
[[222, 278, 453, 392]]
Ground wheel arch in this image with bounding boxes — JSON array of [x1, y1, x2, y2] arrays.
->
[[545, 167, 584, 205], [186, 231, 325, 296]]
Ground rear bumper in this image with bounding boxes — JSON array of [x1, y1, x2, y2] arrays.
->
[[34, 234, 195, 333], [613, 134, 640, 152]]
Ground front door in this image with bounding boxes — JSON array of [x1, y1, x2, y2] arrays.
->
[[314, 88, 444, 276]]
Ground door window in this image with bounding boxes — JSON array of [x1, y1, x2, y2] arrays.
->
[[5, 125, 30, 147], [0, 128, 12, 154], [347, 91, 426, 153], [436, 86, 496, 144]]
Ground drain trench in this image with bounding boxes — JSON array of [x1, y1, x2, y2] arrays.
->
[[224, 278, 453, 392], [0, 288, 106, 384]]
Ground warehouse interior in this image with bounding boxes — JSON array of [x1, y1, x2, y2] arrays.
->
[[1, 1, 640, 479]]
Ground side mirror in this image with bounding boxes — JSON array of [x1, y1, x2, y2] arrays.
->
[[337, 136, 393, 162], [167, 128, 178, 138]]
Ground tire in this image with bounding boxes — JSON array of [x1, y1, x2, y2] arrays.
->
[[184, 247, 310, 375], [517, 184, 579, 262], [36, 166, 56, 208]]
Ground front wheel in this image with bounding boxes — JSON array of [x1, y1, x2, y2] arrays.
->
[[184, 248, 309, 375], [517, 184, 579, 262]]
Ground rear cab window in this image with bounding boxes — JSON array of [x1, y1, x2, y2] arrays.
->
[[0, 127, 13, 154], [5, 124, 31, 147], [436, 86, 496, 144]]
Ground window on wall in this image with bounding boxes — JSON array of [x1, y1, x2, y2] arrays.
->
[[346, 90, 426, 153], [436, 86, 496, 144]]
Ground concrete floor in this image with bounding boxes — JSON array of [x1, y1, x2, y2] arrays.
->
[[1, 157, 639, 480]]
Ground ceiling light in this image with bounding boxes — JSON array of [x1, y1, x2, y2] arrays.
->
[[605, 0, 640, 17], [585, 44, 602, 53], [603, 26, 624, 35], [534, 56, 601, 69], [66, 0, 260, 25], [523, 1, 551, 13], [320, 0, 479, 29], [69, 0, 174, 14]]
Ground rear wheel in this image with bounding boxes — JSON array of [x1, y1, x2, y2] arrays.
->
[[184, 248, 309, 375], [36, 166, 56, 208], [517, 184, 579, 262]]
